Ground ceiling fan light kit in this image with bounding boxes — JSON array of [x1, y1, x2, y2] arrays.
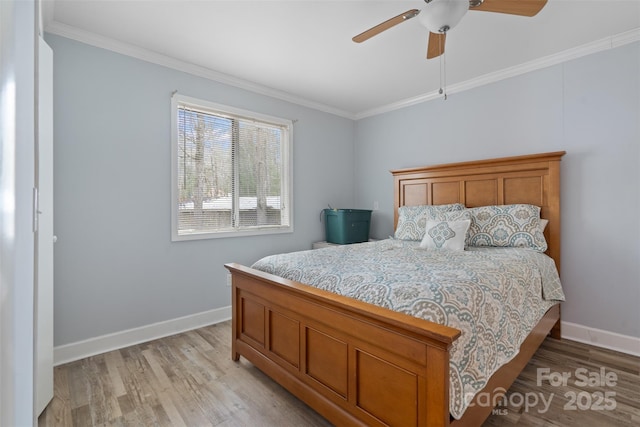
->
[[418, 0, 469, 34]]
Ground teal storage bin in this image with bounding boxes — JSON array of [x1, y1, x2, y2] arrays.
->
[[323, 209, 372, 244]]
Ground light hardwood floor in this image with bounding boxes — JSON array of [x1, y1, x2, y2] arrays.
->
[[39, 321, 639, 427]]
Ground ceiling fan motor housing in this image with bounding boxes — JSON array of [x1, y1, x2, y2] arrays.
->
[[419, 0, 470, 33]]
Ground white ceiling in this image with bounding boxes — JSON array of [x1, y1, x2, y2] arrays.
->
[[43, 1, 640, 118]]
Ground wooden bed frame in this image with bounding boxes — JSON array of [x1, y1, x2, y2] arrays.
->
[[225, 151, 566, 427]]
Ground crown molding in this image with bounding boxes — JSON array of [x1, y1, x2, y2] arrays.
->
[[44, 21, 638, 121], [44, 21, 356, 120], [355, 28, 640, 120]]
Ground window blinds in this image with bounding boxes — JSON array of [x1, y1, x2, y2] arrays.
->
[[176, 102, 290, 236]]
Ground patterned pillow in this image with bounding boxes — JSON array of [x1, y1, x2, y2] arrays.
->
[[420, 219, 471, 251], [394, 203, 466, 241], [539, 218, 549, 232], [466, 204, 548, 252], [433, 209, 471, 222]]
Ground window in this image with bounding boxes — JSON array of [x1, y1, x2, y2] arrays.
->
[[171, 94, 293, 240]]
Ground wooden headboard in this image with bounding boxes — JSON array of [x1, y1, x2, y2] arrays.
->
[[391, 151, 566, 272]]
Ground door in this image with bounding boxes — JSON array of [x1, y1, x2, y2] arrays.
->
[[35, 36, 54, 416]]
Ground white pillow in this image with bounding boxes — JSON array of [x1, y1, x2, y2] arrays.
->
[[420, 219, 471, 251]]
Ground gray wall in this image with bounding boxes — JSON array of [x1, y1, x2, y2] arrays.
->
[[48, 35, 355, 346], [354, 42, 640, 338], [49, 33, 639, 346]]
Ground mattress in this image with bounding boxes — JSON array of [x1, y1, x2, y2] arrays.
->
[[251, 239, 565, 419]]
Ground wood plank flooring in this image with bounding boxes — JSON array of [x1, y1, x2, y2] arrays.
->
[[39, 321, 640, 427]]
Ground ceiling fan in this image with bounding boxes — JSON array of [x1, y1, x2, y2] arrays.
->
[[353, 0, 548, 59]]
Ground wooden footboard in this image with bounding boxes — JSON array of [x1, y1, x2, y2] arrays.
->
[[226, 262, 462, 427], [226, 262, 560, 427]]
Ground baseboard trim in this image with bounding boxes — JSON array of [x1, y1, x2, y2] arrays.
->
[[562, 321, 640, 357], [54, 310, 639, 365], [53, 306, 232, 366]]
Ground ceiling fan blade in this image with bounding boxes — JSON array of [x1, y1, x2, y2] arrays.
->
[[470, 0, 547, 17], [427, 32, 446, 59], [352, 9, 420, 43]]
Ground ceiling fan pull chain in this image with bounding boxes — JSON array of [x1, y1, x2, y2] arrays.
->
[[442, 48, 447, 100], [438, 38, 443, 95], [438, 31, 447, 100]]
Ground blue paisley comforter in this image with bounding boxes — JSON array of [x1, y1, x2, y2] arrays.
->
[[251, 239, 565, 419]]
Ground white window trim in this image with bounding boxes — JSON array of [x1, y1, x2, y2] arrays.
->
[[171, 94, 294, 241]]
